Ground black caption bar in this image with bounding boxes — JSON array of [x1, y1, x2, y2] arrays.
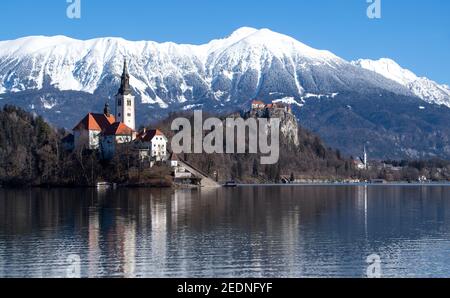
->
[[0, 278, 444, 297]]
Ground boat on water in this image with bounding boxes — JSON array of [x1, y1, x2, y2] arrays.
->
[[369, 179, 386, 184], [224, 181, 238, 187], [96, 182, 117, 190]]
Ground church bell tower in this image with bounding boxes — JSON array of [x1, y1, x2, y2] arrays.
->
[[115, 59, 135, 130]]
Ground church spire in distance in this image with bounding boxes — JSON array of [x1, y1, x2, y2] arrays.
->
[[123, 59, 129, 76], [118, 59, 132, 96], [115, 58, 136, 131]]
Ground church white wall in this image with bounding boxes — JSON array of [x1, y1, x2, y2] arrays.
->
[[151, 136, 168, 161], [116, 93, 136, 131]]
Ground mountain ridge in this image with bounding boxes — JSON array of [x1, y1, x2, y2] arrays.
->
[[0, 27, 427, 105], [352, 58, 450, 107], [1, 27, 449, 110], [1, 27, 450, 160]]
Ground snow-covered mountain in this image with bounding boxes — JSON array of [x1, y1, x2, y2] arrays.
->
[[0, 27, 420, 111], [1, 28, 450, 160], [352, 58, 450, 107]]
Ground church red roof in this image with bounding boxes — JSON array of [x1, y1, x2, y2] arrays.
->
[[103, 122, 135, 136], [73, 113, 115, 131], [136, 129, 165, 142], [252, 100, 265, 105]]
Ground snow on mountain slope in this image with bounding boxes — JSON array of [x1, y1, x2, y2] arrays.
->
[[1, 29, 450, 160], [0, 27, 427, 110], [352, 58, 450, 107]]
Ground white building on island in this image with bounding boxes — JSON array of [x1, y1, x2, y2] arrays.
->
[[135, 129, 168, 162]]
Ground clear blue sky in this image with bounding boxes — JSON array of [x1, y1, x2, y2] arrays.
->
[[1, 0, 449, 84]]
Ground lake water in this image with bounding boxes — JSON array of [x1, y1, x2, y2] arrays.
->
[[0, 185, 450, 278]]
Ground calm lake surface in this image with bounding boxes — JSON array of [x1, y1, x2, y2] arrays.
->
[[1, 185, 450, 278]]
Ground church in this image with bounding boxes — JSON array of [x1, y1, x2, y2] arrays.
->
[[71, 60, 168, 162]]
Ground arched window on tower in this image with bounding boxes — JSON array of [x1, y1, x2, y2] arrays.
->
[[118, 99, 122, 106], [127, 100, 132, 106]]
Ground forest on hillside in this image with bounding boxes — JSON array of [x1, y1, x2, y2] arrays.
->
[[154, 112, 450, 183]]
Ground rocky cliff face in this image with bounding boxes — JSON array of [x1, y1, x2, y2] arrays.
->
[[244, 105, 299, 146], [268, 109, 299, 147]]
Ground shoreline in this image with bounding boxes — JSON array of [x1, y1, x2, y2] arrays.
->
[[2, 181, 450, 190], [234, 182, 450, 187]]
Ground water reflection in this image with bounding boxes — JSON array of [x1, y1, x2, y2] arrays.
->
[[0, 186, 450, 277]]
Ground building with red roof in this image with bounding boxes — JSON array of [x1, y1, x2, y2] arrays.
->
[[100, 122, 136, 159], [73, 113, 116, 132], [73, 104, 116, 150], [251, 100, 266, 110], [135, 128, 168, 162], [250, 99, 293, 114], [103, 122, 135, 137]]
